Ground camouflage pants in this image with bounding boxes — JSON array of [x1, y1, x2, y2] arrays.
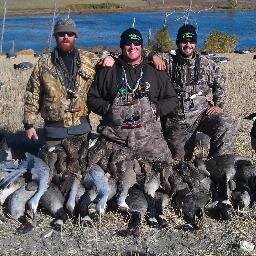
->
[[100, 96, 172, 164], [164, 112, 238, 160]]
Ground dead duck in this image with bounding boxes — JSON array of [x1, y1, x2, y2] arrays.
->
[[195, 154, 253, 220], [244, 113, 256, 151]]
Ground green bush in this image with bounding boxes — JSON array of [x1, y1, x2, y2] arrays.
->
[[227, 0, 238, 8], [149, 26, 174, 53], [203, 30, 239, 53]]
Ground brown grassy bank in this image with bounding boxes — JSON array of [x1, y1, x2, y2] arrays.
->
[[2, 0, 256, 16]]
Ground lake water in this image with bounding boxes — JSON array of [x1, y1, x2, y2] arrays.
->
[[1, 10, 256, 52]]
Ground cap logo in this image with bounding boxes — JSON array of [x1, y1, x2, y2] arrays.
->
[[182, 32, 194, 39], [128, 33, 141, 41]]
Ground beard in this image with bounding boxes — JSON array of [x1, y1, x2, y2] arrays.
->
[[58, 39, 75, 52]]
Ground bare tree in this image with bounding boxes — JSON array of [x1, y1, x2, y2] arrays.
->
[[47, 1, 57, 53], [132, 17, 136, 28], [164, 11, 175, 27], [0, 0, 7, 54], [176, 0, 213, 27]]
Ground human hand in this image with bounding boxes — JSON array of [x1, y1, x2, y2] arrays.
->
[[152, 55, 166, 71], [99, 56, 115, 67], [206, 106, 222, 116], [26, 127, 38, 140]]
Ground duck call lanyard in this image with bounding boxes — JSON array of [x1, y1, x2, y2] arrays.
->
[[117, 67, 144, 129], [117, 66, 144, 106], [171, 53, 200, 114]]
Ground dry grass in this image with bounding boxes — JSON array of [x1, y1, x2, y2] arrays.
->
[[0, 52, 256, 255]]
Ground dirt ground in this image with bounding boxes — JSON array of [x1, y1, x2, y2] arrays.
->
[[0, 51, 256, 255]]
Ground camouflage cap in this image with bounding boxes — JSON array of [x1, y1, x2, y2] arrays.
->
[[54, 18, 78, 38]]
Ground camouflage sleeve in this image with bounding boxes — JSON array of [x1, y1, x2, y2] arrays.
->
[[87, 51, 100, 68], [23, 60, 42, 126], [209, 61, 226, 108]]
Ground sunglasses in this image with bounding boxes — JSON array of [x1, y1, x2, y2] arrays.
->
[[57, 32, 76, 37], [180, 39, 196, 44], [125, 41, 141, 46]]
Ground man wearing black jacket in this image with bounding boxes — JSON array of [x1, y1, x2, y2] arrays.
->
[[88, 27, 178, 163], [87, 27, 178, 228]]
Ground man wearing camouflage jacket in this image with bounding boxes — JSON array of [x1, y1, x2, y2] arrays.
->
[[23, 17, 108, 184], [151, 24, 237, 160]]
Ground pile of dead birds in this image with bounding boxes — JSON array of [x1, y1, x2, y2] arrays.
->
[[0, 133, 256, 237]]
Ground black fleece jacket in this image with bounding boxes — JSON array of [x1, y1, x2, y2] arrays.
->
[[87, 56, 178, 118]]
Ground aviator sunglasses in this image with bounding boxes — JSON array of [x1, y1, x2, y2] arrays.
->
[[57, 32, 76, 37]]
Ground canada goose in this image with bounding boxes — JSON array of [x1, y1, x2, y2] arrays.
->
[[40, 183, 69, 230], [118, 187, 148, 237], [173, 161, 212, 229], [194, 132, 211, 158], [244, 113, 256, 151], [0, 136, 12, 162], [233, 159, 256, 210], [13, 62, 33, 70], [195, 154, 253, 220]]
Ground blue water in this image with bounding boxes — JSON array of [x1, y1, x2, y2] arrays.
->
[[1, 10, 256, 52]]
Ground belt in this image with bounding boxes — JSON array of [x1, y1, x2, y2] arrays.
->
[[44, 117, 91, 139], [45, 116, 88, 127]]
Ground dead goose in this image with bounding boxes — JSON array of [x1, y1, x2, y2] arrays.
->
[[118, 186, 148, 237], [79, 164, 116, 225], [195, 154, 253, 220], [40, 183, 69, 230], [0, 136, 12, 162], [3, 153, 50, 232], [194, 132, 211, 158], [0, 169, 25, 206], [7, 184, 37, 233], [13, 62, 33, 70], [244, 113, 256, 151], [116, 159, 139, 210], [172, 161, 212, 230], [232, 159, 256, 210]]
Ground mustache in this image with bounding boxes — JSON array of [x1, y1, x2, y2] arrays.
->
[[61, 39, 70, 43]]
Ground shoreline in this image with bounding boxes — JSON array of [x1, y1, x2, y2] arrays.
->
[[4, 5, 256, 17]]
